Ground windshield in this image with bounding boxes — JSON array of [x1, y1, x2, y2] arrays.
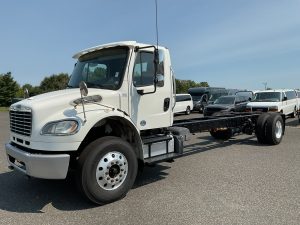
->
[[68, 47, 129, 90], [236, 91, 253, 99], [253, 92, 281, 102], [214, 96, 235, 105]]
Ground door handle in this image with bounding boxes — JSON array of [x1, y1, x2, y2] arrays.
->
[[164, 98, 170, 112]]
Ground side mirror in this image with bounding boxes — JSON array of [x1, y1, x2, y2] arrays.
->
[[283, 96, 287, 101], [136, 85, 155, 95], [248, 97, 252, 101], [23, 88, 29, 99]]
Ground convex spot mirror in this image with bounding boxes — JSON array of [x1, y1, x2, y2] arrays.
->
[[79, 81, 88, 97]]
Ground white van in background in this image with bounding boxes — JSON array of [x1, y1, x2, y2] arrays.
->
[[174, 94, 193, 115], [246, 89, 298, 117], [297, 90, 300, 111]]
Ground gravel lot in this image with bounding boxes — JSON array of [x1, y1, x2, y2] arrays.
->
[[0, 112, 299, 225]]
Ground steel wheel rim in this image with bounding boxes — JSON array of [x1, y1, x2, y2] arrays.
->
[[275, 120, 282, 139], [96, 151, 128, 191]]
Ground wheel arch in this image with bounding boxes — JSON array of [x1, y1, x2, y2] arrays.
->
[[77, 116, 143, 161]]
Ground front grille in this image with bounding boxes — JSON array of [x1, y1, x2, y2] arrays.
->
[[10, 108, 32, 136]]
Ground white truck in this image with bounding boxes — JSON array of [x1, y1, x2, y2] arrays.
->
[[5, 41, 285, 205]]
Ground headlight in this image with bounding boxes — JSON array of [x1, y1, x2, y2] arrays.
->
[[268, 106, 278, 112], [41, 120, 79, 136]]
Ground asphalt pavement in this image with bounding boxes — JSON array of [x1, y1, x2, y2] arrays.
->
[[0, 112, 299, 225]]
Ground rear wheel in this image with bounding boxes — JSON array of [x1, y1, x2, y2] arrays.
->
[[265, 113, 284, 145], [255, 113, 270, 144], [291, 107, 296, 118], [76, 136, 138, 205]]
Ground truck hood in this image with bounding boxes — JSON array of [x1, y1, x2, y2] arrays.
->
[[247, 102, 279, 107], [10, 88, 121, 118]]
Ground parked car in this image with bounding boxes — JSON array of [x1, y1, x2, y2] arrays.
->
[[174, 94, 193, 115], [235, 90, 255, 100], [203, 95, 249, 116], [188, 87, 227, 113], [246, 89, 298, 117]]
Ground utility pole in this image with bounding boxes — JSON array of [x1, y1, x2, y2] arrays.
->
[[262, 82, 267, 90]]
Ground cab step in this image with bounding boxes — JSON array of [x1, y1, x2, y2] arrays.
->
[[144, 152, 179, 164]]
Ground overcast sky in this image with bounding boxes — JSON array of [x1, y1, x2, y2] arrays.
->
[[1, 0, 300, 90]]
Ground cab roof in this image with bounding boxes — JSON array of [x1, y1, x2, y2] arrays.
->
[[72, 41, 166, 59]]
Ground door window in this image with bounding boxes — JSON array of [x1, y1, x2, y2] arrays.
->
[[133, 52, 155, 87]]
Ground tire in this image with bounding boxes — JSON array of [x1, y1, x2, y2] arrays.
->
[[185, 106, 191, 115], [199, 106, 204, 114], [265, 113, 284, 145], [76, 136, 138, 205], [210, 129, 232, 140], [291, 107, 296, 118], [255, 113, 270, 144]]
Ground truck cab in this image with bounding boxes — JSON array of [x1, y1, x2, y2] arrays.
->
[[5, 41, 177, 204]]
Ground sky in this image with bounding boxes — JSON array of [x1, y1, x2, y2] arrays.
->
[[1, 0, 300, 90]]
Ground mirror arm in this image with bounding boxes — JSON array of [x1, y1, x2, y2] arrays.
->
[[79, 81, 88, 122]]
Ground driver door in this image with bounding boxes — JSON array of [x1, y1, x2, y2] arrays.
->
[[130, 49, 172, 130]]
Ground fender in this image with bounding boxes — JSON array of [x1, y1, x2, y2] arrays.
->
[[78, 111, 144, 161]]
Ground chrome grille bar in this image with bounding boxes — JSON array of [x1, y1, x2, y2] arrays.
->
[[10, 107, 32, 136]]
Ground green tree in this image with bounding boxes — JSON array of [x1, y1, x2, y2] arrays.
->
[[0, 72, 20, 106], [175, 79, 209, 93], [40, 73, 70, 93]]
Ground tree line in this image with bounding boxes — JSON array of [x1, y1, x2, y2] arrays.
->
[[0, 72, 209, 107], [0, 72, 69, 106]]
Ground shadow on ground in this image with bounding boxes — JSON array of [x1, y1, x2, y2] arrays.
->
[[285, 118, 300, 127], [0, 134, 267, 213], [0, 163, 171, 213]]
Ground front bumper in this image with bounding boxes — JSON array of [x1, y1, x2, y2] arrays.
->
[[5, 143, 70, 179]]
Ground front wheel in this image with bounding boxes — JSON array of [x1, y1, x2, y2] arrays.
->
[[76, 136, 138, 205]]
